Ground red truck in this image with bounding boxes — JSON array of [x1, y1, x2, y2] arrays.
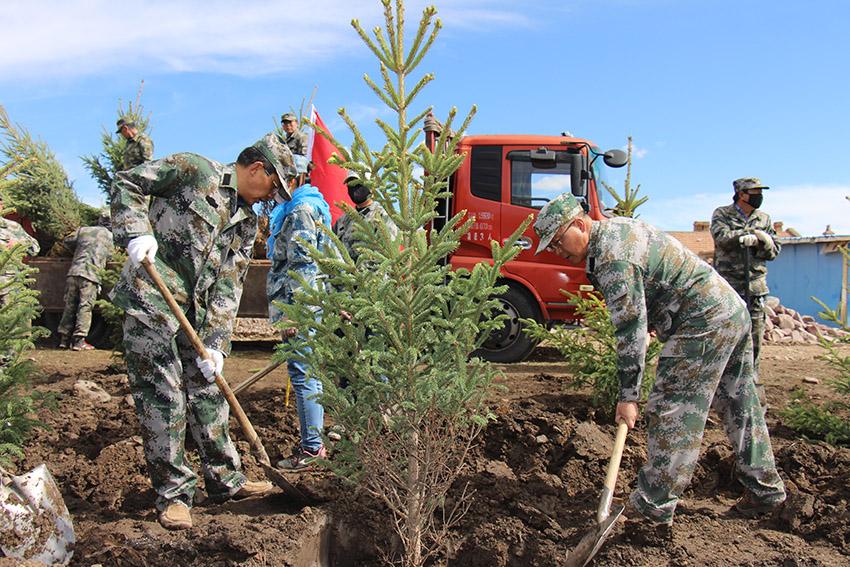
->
[[425, 118, 627, 362]]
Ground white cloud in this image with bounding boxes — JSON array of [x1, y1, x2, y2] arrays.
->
[[632, 147, 648, 159], [640, 184, 850, 237], [0, 0, 524, 80]]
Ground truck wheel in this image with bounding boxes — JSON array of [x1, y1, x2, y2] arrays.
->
[[474, 284, 542, 363]]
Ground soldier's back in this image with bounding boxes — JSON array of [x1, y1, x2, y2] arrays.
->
[[68, 226, 114, 283]]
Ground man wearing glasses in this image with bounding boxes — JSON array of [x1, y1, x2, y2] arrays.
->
[[534, 193, 785, 541], [710, 178, 780, 403], [109, 133, 294, 530]]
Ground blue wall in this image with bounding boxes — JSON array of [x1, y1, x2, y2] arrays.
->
[[767, 241, 847, 326]]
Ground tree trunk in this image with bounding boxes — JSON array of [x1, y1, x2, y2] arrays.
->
[[405, 428, 423, 567]]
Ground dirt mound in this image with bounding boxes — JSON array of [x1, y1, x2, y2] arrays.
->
[[450, 387, 849, 566], [13, 350, 850, 566]]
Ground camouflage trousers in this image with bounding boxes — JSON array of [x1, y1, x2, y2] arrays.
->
[[58, 275, 99, 338], [123, 314, 246, 511], [630, 303, 786, 523], [748, 295, 766, 379]]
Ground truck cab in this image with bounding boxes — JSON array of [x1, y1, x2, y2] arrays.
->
[[427, 124, 626, 362]]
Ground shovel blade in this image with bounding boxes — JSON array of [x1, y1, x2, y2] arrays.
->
[[261, 462, 312, 503], [564, 503, 624, 567]]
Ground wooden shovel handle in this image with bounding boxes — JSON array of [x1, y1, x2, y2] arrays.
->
[[140, 258, 272, 467], [596, 420, 629, 523]]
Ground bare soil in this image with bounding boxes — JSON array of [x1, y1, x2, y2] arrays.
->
[[11, 343, 850, 566]]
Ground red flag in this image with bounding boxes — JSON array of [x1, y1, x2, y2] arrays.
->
[[307, 106, 351, 224]]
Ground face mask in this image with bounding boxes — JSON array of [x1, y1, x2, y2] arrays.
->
[[348, 184, 371, 205], [747, 193, 763, 209]]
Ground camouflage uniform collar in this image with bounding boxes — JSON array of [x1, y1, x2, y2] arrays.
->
[[219, 165, 247, 214], [220, 165, 238, 190], [734, 202, 750, 219]]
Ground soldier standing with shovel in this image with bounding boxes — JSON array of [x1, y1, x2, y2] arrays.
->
[[711, 177, 781, 405], [110, 133, 294, 530]]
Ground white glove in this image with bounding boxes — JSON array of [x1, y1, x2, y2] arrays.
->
[[196, 349, 224, 383], [127, 234, 158, 267], [753, 229, 775, 249], [739, 234, 758, 247]]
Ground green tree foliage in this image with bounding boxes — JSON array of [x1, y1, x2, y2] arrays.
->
[[0, 243, 50, 466], [600, 136, 648, 218], [524, 291, 661, 415], [781, 245, 850, 445], [275, 2, 527, 565], [0, 105, 83, 252], [81, 97, 151, 205], [93, 249, 128, 351]]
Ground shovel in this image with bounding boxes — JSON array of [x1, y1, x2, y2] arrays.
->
[[565, 421, 629, 567], [140, 258, 308, 503], [232, 359, 283, 396]]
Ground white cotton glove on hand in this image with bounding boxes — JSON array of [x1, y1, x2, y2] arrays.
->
[[753, 229, 775, 249], [196, 349, 225, 383], [127, 234, 158, 267], [739, 234, 758, 247]]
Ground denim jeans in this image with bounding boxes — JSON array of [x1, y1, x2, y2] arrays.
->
[[287, 337, 324, 452]]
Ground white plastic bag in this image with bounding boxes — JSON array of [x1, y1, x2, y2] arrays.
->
[[1, 463, 75, 565]]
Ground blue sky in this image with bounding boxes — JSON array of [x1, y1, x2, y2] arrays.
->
[[2, 0, 849, 235]]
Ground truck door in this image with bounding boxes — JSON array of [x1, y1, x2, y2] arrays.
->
[[499, 148, 591, 315], [451, 145, 504, 272]]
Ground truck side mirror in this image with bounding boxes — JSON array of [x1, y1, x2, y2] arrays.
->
[[603, 149, 628, 168], [570, 153, 585, 197]]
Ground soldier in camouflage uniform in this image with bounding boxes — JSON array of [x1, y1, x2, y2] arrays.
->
[[267, 155, 332, 470], [57, 213, 114, 351], [281, 112, 308, 156], [0, 211, 40, 304], [116, 117, 154, 171], [534, 193, 785, 536], [711, 178, 780, 393], [334, 171, 398, 263], [110, 132, 293, 530]]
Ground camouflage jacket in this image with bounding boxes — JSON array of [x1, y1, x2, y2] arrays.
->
[[0, 217, 39, 256], [109, 153, 257, 354], [122, 133, 154, 171], [284, 130, 308, 156], [65, 226, 114, 284], [586, 217, 744, 402], [332, 201, 398, 265], [710, 203, 780, 297], [267, 185, 331, 324]]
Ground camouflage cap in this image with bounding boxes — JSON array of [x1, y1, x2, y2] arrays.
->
[[115, 117, 135, 133], [343, 169, 371, 185], [252, 132, 295, 201], [281, 112, 298, 124], [533, 192, 584, 255], [733, 177, 769, 192]]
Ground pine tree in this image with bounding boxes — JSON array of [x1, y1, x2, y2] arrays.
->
[[600, 136, 648, 218], [0, 163, 50, 466], [81, 93, 151, 206], [0, 105, 85, 252], [275, 2, 527, 564]]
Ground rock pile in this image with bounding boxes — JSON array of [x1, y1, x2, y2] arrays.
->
[[764, 296, 847, 344]]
